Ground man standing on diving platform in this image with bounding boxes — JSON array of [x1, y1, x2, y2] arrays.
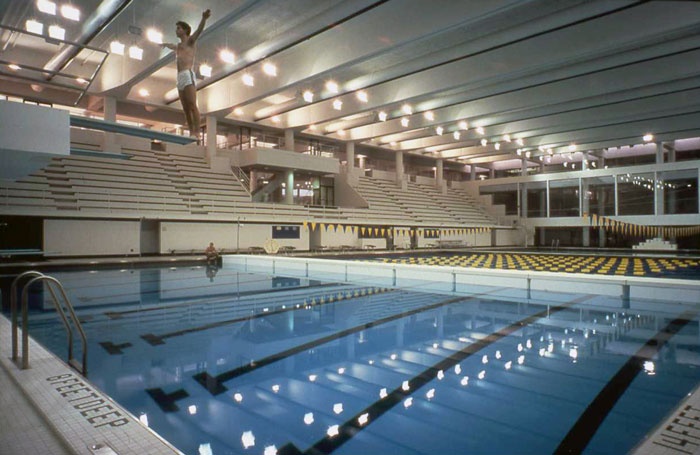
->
[[161, 9, 211, 144]]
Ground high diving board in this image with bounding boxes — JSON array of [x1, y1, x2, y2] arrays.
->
[[70, 116, 197, 145]]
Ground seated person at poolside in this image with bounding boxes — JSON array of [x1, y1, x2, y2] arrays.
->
[[205, 242, 219, 264]]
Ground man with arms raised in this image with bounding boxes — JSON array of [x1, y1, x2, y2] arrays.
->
[[162, 9, 211, 143]]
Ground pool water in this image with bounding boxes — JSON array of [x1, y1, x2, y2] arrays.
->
[[6, 264, 700, 455]]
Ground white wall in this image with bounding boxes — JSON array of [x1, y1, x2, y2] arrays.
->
[[44, 219, 140, 256], [159, 221, 310, 253]]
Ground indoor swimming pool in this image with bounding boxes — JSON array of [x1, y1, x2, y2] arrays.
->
[[5, 262, 700, 455]]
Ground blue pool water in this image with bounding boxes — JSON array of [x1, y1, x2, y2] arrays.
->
[[5, 263, 700, 455]]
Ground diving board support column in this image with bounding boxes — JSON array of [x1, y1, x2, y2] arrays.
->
[[206, 115, 217, 159], [285, 170, 294, 204], [102, 96, 119, 153]]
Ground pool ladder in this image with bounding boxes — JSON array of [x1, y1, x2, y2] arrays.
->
[[10, 271, 88, 376]]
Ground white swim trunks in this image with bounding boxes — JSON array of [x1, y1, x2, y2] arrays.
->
[[177, 69, 196, 91]]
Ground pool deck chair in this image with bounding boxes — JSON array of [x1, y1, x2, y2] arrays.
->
[[70, 116, 197, 145]]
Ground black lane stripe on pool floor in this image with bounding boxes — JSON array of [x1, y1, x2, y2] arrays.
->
[[192, 291, 503, 396], [554, 309, 698, 454], [139, 287, 392, 346], [280, 293, 595, 455]]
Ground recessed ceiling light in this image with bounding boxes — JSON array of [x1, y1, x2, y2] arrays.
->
[[263, 62, 277, 76], [48, 24, 65, 40], [26, 19, 43, 35], [402, 104, 412, 115], [60, 4, 80, 21], [453, 131, 461, 140], [480, 138, 487, 146], [424, 111, 434, 121], [233, 107, 244, 116], [476, 126, 485, 135], [302, 90, 313, 103], [333, 99, 342, 110], [568, 144, 577, 151], [516, 138, 524, 146], [199, 63, 212, 77], [37, 0, 56, 15], [76, 77, 87, 84], [110, 40, 125, 55], [503, 134, 511, 142], [400, 117, 409, 127], [458, 121, 468, 130], [8, 64, 21, 71], [128, 45, 143, 60], [436, 126, 443, 135], [495, 142, 501, 150], [146, 28, 163, 44], [219, 49, 235, 63], [326, 80, 339, 93], [138, 88, 149, 97], [643, 133, 654, 142], [378, 111, 387, 122], [271, 115, 281, 124], [242, 74, 254, 86], [356, 90, 368, 103]]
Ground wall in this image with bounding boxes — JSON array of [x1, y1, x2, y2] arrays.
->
[[44, 219, 140, 256], [0, 102, 69, 179], [159, 221, 310, 253]]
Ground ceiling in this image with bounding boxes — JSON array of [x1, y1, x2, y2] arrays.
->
[[2, 0, 700, 170]]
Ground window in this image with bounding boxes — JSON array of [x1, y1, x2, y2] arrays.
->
[[272, 225, 300, 239]]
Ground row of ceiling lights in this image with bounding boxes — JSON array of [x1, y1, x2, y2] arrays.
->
[[25, 0, 81, 41]]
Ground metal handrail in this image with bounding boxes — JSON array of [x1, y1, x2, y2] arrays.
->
[[10, 271, 45, 361], [14, 274, 88, 375]]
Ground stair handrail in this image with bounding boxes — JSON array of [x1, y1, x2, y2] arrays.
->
[[18, 275, 88, 375], [231, 164, 252, 197]]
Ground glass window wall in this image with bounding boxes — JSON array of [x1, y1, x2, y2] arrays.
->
[[658, 169, 698, 214], [549, 179, 579, 217], [582, 176, 615, 216], [617, 173, 654, 215]]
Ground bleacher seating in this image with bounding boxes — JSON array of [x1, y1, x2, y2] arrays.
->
[[0, 147, 497, 229]]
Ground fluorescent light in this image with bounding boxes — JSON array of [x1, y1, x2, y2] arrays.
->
[[643, 133, 654, 142], [199, 63, 212, 78], [262, 62, 277, 76], [128, 45, 143, 60], [37, 0, 57, 15], [219, 49, 235, 64], [378, 111, 387, 121], [332, 99, 342, 110], [146, 28, 163, 44], [48, 25, 65, 40], [60, 4, 80, 21], [302, 90, 313, 102], [326, 80, 338, 93], [26, 19, 44, 35], [242, 74, 254, 86], [8, 64, 20, 71], [76, 77, 87, 84], [110, 40, 125, 55]]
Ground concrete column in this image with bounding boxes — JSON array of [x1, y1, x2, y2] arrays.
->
[[284, 129, 294, 151], [103, 96, 118, 153], [285, 170, 294, 204], [436, 159, 444, 187], [206, 115, 217, 159], [582, 178, 591, 247], [396, 150, 404, 182], [521, 183, 528, 217], [655, 142, 664, 164], [521, 158, 528, 177], [346, 141, 355, 174], [489, 168, 495, 179], [470, 165, 476, 181]]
